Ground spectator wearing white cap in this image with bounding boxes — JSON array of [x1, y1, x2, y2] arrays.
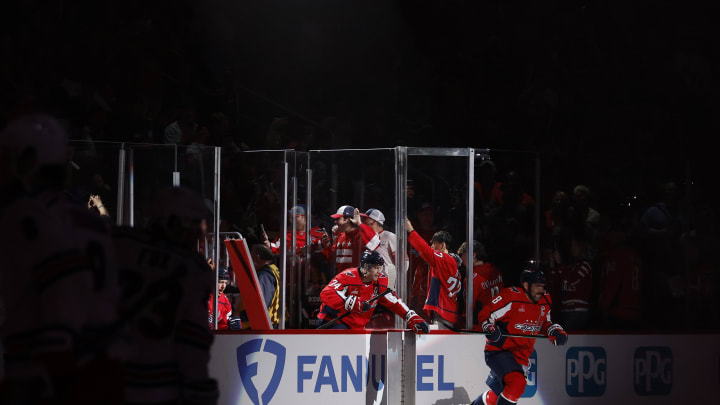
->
[[361, 208, 400, 288], [328, 205, 380, 274]]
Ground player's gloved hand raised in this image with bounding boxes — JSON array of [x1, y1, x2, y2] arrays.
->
[[483, 322, 502, 342], [229, 317, 243, 330], [345, 295, 371, 313], [405, 310, 430, 334], [547, 324, 568, 346]]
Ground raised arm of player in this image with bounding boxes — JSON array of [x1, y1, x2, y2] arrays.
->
[[407, 226, 442, 266]]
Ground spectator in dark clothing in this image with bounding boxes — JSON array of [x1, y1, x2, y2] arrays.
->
[[242, 244, 280, 328]]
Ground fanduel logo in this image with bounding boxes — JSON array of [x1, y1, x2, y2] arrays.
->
[[566, 347, 606, 396], [521, 350, 537, 398], [634, 347, 672, 395], [237, 339, 286, 405]]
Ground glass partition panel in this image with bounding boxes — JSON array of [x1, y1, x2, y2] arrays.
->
[[176, 144, 220, 218], [472, 150, 539, 288], [405, 149, 473, 329], [123, 142, 219, 228], [219, 150, 295, 328], [308, 149, 398, 329], [122, 144, 177, 228]]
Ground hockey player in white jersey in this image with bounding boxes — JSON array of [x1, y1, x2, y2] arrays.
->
[[0, 114, 101, 403], [113, 186, 218, 405]]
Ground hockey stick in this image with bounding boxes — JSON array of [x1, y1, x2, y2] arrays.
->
[[317, 287, 394, 329], [444, 324, 549, 339]]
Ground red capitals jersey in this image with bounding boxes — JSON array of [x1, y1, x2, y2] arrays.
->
[[331, 223, 380, 273], [560, 260, 592, 313], [472, 262, 503, 315], [599, 247, 642, 320], [208, 293, 232, 330], [270, 227, 326, 256], [317, 268, 410, 329], [408, 231, 462, 323], [478, 286, 554, 367]]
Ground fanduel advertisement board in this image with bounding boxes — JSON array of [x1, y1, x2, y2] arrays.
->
[[210, 333, 720, 405]]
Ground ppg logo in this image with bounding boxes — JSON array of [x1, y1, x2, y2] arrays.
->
[[634, 347, 672, 395], [521, 350, 537, 398], [237, 339, 287, 405], [566, 347, 606, 396]]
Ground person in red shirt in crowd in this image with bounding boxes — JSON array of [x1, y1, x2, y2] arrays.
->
[[471, 266, 568, 405], [327, 205, 380, 273], [458, 240, 503, 326], [208, 267, 241, 330], [317, 250, 429, 333], [409, 203, 438, 318], [406, 217, 462, 329], [598, 217, 643, 330], [543, 191, 571, 238], [265, 204, 329, 257], [474, 159, 503, 213], [559, 236, 592, 330]]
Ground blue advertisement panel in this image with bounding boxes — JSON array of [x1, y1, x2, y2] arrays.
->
[[565, 346, 607, 397], [633, 346, 672, 395]]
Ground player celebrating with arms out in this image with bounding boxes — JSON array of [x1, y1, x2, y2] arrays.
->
[[470, 264, 568, 405], [317, 250, 429, 333]]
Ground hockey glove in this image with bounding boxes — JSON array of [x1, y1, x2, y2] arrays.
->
[[547, 324, 568, 346], [229, 317, 243, 330], [483, 322, 502, 342], [405, 310, 430, 334], [345, 295, 371, 313]]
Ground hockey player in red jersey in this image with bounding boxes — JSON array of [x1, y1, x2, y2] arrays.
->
[[458, 240, 503, 326], [405, 217, 462, 328], [327, 205, 380, 273], [208, 267, 236, 330], [317, 250, 429, 333], [470, 265, 568, 405]]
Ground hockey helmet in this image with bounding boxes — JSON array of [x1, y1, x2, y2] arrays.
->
[[359, 250, 384, 277], [520, 261, 546, 286]]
